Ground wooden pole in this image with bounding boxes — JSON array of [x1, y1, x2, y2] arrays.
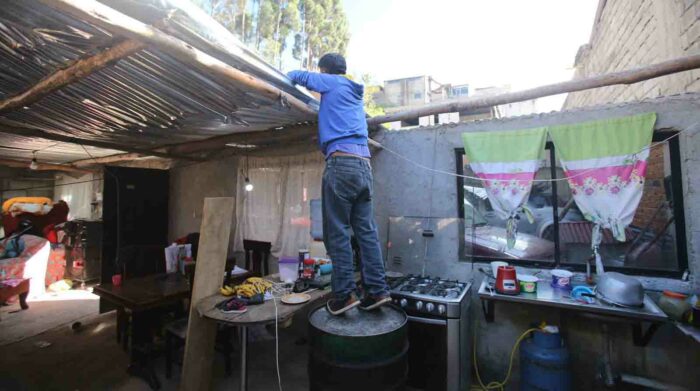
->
[[0, 157, 97, 175], [40, 0, 316, 118], [70, 152, 153, 167], [180, 197, 234, 391], [166, 124, 317, 155], [0, 122, 202, 161], [0, 39, 145, 114], [366, 54, 700, 126]]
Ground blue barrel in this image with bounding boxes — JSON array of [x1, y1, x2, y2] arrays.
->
[[520, 329, 571, 391]]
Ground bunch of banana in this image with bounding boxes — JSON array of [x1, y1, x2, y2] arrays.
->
[[219, 277, 273, 298], [219, 285, 236, 296]]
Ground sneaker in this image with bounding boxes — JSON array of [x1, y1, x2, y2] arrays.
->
[[326, 295, 360, 316], [359, 295, 392, 311], [219, 298, 247, 314]]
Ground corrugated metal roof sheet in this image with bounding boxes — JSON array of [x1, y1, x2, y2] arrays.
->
[[0, 0, 318, 163]]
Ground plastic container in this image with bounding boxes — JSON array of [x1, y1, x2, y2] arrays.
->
[[551, 269, 573, 290], [658, 290, 690, 321], [278, 256, 299, 283], [518, 275, 539, 293], [520, 329, 571, 391]]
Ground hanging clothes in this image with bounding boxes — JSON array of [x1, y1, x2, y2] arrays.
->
[[548, 112, 656, 274], [462, 127, 547, 248]]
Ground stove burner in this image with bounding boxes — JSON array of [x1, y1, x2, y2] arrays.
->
[[388, 274, 468, 301]]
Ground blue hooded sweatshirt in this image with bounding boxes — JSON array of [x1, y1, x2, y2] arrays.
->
[[287, 71, 368, 157]]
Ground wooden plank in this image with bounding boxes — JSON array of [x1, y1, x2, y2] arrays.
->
[[0, 122, 202, 161], [180, 197, 234, 391], [366, 54, 700, 126], [40, 0, 316, 118], [0, 39, 145, 114], [0, 157, 97, 174]]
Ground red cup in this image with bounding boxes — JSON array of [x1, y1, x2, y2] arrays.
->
[[112, 274, 123, 287]]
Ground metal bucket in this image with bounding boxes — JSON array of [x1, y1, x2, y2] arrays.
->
[[308, 304, 408, 391]]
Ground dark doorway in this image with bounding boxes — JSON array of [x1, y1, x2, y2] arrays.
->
[[101, 166, 169, 285]]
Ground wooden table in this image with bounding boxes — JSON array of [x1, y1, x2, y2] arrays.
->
[[196, 274, 336, 391], [93, 273, 191, 390]]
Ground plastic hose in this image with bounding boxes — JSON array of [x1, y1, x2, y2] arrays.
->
[[471, 327, 540, 391]]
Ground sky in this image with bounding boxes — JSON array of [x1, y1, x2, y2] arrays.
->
[[340, 0, 599, 111]]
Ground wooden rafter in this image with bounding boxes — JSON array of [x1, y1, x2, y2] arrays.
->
[[0, 122, 203, 161], [366, 54, 700, 125], [40, 0, 316, 118], [0, 157, 97, 175], [0, 39, 145, 114]]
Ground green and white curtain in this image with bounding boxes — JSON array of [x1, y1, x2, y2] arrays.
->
[[462, 128, 547, 248], [548, 113, 656, 273]]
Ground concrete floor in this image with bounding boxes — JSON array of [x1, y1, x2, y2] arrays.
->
[[0, 289, 99, 346], [0, 307, 312, 391]]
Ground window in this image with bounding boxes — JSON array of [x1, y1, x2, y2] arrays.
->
[[455, 132, 687, 277]]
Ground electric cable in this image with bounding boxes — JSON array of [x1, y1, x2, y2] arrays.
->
[[471, 327, 540, 391]]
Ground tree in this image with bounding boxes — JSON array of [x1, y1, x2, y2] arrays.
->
[[193, 0, 345, 71], [361, 74, 385, 117], [292, 0, 350, 70]]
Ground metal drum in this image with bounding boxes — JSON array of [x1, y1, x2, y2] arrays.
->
[[308, 304, 408, 391]]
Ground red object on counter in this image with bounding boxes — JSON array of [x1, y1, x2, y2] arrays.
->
[[495, 265, 520, 295], [302, 258, 316, 279], [112, 274, 123, 287]]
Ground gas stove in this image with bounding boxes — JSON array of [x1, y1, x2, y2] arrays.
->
[[388, 274, 471, 319], [387, 274, 473, 391]]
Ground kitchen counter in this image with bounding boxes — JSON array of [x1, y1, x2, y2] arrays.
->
[[478, 279, 668, 323]]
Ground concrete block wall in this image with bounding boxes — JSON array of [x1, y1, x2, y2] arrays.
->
[[168, 155, 239, 254], [564, 0, 700, 109], [371, 94, 700, 389]]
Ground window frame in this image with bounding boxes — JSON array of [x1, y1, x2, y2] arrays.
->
[[455, 131, 688, 278]]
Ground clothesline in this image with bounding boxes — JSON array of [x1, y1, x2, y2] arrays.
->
[[376, 122, 696, 183]]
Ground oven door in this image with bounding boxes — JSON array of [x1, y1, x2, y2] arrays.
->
[[406, 315, 448, 391]]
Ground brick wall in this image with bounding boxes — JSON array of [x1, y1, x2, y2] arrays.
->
[[564, 0, 700, 109], [564, 0, 694, 239]]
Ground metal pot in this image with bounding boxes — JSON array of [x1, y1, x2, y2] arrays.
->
[[595, 272, 644, 308]]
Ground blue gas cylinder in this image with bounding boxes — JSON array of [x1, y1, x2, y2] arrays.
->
[[520, 328, 571, 391]]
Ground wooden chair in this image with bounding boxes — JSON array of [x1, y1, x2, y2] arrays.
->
[[164, 255, 237, 378], [243, 240, 271, 277]]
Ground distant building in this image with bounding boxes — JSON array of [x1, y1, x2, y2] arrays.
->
[[374, 76, 537, 129]]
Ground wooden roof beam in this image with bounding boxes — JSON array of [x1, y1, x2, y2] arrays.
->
[[40, 0, 317, 118], [0, 39, 145, 115], [0, 123, 203, 161], [0, 157, 97, 175], [367, 54, 700, 126]]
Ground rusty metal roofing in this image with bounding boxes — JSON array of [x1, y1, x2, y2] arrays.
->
[[0, 0, 318, 164]]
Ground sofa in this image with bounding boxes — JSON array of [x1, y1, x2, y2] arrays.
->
[[0, 235, 51, 298]]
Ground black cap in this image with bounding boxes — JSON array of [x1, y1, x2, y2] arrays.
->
[[318, 53, 346, 75]]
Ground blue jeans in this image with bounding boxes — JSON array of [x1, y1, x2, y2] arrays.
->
[[322, 156, 389, 300]]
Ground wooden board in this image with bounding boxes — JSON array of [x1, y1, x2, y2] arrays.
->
[[180, 197, 234, 391]]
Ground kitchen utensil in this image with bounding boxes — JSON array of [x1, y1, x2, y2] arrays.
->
[[518, 274, 538, 293], [491, 261, 508, 278], [281, 293, 311, 305], [551, 269, 573, 290], [595, 272, 644, 308], [319, 263, 333, 275], [570, 286, 596, 304], [658, 290, 690, 321], [496, 266, 519, 295]]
